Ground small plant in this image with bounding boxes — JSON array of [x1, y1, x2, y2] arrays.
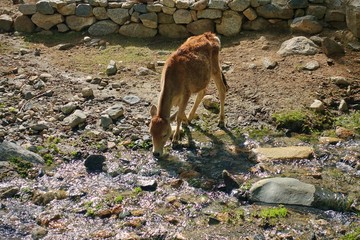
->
[[133, 187, 142, 194], [336, 111, 360, 134], [9, 157, 33, 178], [43, 153, 54, 166], [114, 195, 124, 204]]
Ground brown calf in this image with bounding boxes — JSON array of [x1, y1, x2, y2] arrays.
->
[[149, 32, 229, 156]]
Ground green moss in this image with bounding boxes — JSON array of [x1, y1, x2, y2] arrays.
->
[[341, 226, 360, 240], [9, 157, 33, 178], [43, 154, 54, 166], [336, 111, 360, 134], [114, 195, 124, 204], [133, 187, 142, 194]]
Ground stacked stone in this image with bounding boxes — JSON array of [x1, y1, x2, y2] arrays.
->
[[1, 0, 358, 38]]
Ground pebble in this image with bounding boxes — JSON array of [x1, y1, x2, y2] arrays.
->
[[303, 60, 320, 70], [310, 99, 325, 112], [106, 60, 117, 76]]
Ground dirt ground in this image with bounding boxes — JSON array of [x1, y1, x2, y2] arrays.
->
[[1, 0, 360, 129]]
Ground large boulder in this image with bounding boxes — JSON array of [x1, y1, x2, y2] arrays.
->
[[57, 3, 76, 15], [119, 23, 157, 38], [173, 9, 192, 24], [187, 19, 214, 35], [197, 9, 222, 19], [346, 0, 360, 38], [0, 141, 44, 164], [88, 20, 119, 36], [290, 15, 323, 34], [216, 10, 243, 36], [277, 36, 319, 56], [31, 12, 64, 30], [14, 15, 35, 33], [139, 12, 158, 28], [158, 23, 189, 38], [19, 4, 37, 15], [228, 0, 250, 12], [249, 177, 351, 211], [36, 0, 55, 15], [107, 8, 129, 25]]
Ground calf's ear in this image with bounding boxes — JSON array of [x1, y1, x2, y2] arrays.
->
[[150, 105, 157, 117]]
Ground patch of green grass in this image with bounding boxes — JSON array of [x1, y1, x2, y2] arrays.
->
[[43, 153, 54, 166], [9, 157, 33, 178], [258, 206, 288, 219], [114, 195, 124, 204], [336, 111, 360, 134], [341, 226, 360, 240]]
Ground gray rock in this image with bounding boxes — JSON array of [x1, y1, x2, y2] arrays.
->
[[106, 60, 117, 76], [250, 0, 271, 7], [290, 15, 323, 34], [303, 60, 320, 70], [216, 10, 243, 37], [102, 104, 124, 120], [21, 85, 34, 100], [61, 102, 77, 115], [162, 0, 176, 7], [321, 37, 345, 56], [228, 0, 250, 12], [242, 17, 270, 31], [31, 13, 64, 30], [176, 0, 191, 9], [84, 154, 106, 172], [262, 57, 277, 69], [137, 178, 157, 191], [173, 9, 192, 24], [136, 67, 155, 76], [306, 5, 327, 19], [66, 15, 96, 31], [197, 9, 222, 19], [0, 14, 13, 32], [202, 95, 219, 110], [208, 0, 228, 9], [30, 121, 49, 131], [287, 0, 308, 9], [34, 79, 46, 89], [310, 99, 325, 112], [76, 4, 93, 17], [249, 177, 351, 211], [19, 4, 37, 15], [187, 19, 214, 35], [338, 99, 348, 112], [100, 114, 113, 129], [0, 186, 19, 199], [57, 23, 69, 32], [277, 36, 319, 56], [119, 23, 158, 38], [159, 23, 189, 38], [81, 87, 94, 98], [162, 6, 176, 15], [139, 12, 158, 28], [63, 109, 87, 128], [36, 0, 55, 15], [88, 20, 119, 36], [14, 15, 35, 33], [253, 146, 314, 161], [346, 0, 360, 38], [249, 178, 315, 207], [107, 8, 129, 25], [134, 3, 148, 13], [256, 4, 294, 19], [329, 76, 350, 87], [93, 7, 108, 20], [325, 9, 345, 22], [0, 140, 44, 164], [147, 3, 163, 12], [158, 12, 175, 24], [31, 226, 48, 240], [123, 95, 140, 105]]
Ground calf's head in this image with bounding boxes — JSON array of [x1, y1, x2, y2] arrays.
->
[[149, 105, 172, 157]]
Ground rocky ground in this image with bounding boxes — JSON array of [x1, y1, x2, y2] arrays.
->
[[1, 1, 360, 239]]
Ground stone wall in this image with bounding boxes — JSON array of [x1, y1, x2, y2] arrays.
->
[[1, 0, 359, 38]]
